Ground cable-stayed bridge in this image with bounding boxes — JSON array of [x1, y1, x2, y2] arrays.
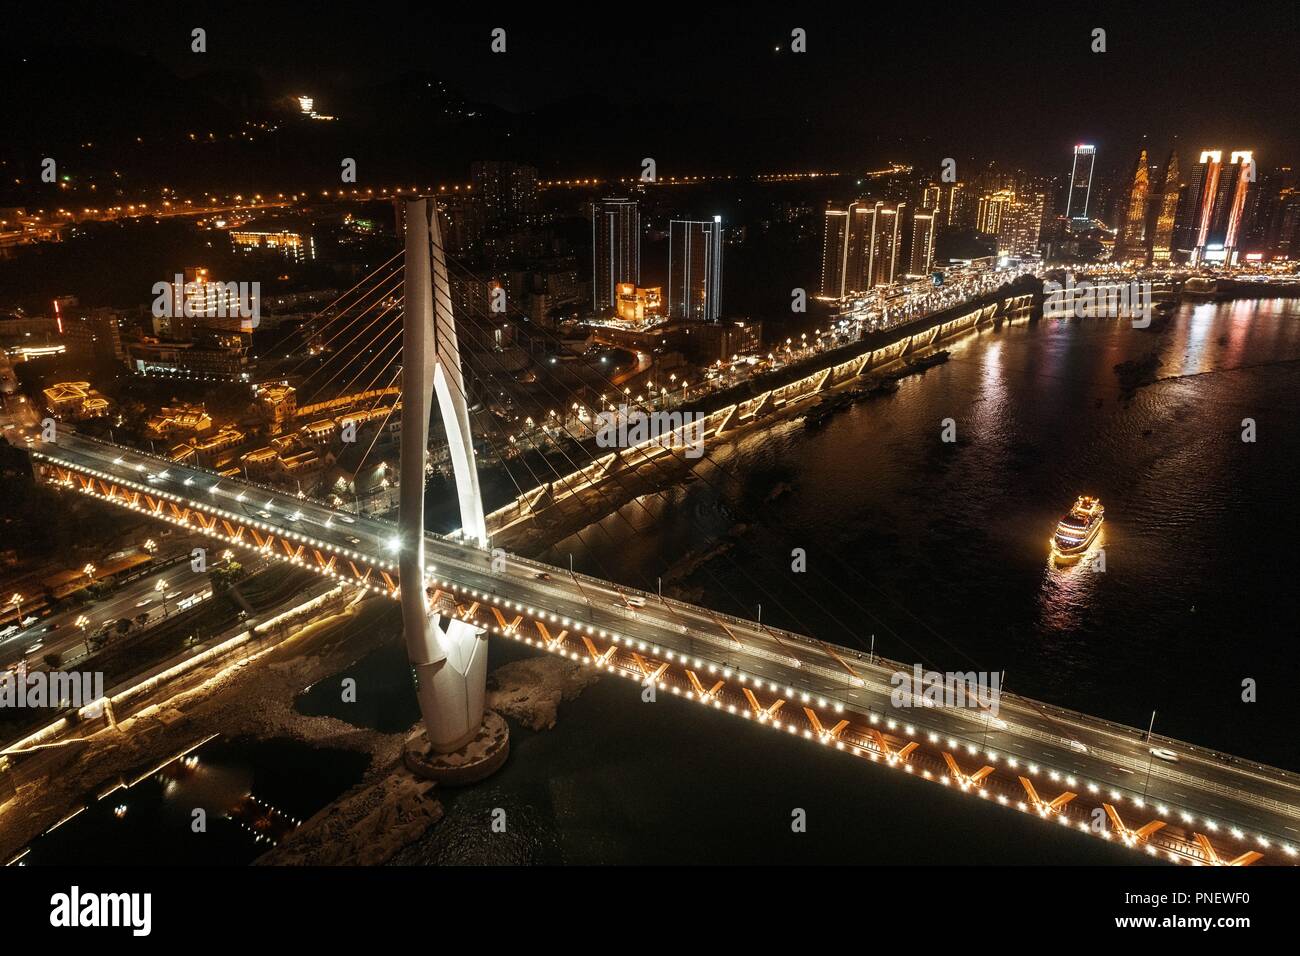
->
[[20, 200, 1300, 865]]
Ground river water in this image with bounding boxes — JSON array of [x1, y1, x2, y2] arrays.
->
[[541, 299, 1300, 770]]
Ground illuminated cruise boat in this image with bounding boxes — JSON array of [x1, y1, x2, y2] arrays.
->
[[1051, 496, 1104, 561]]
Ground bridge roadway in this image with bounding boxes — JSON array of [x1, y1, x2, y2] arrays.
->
[[29, 431, 1300, 859]]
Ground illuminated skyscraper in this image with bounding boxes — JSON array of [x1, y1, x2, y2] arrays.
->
[[669, 217, 724, 321], [941, 181, 967, 229], [910, 212, 935, 275], [996, 193, 1045, 258], [1210, 151, 1255, 261], [1149, 149, 1181, 265], [847, 203, 879, 291], [1174, 150, 1220, 259], [1175, 149, 1254, 263], [821, 201, 883, 296], [821, 208, 851, 297], [1113, 149, 1150, 263], [592, 198, 640, 314], [977, 189, 1014, 235], [1066, 145, 1096, 221], [868, 202, 907, 287]]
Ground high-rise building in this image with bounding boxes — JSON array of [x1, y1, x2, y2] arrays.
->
[[1066, 145, 1097, 221], [822, 199, 918, 294], [920, 185, 942, 212], [1241, 166, 1285, 256], [821, 208, 851, 297], [668, 217, 723, 321], [1267, 190, 1300, 260], [592, 198, 640, 315], [1149, 149, 1181, 265], [1174, 149, 1255, 264], [910, 212, 936, 275], [977, 189, 1014, 235], [470, 161, 539, 232], [1174, 151, 1218, 259], [1209, 151, 1255, 261], [1113, 149, 1150, 263], [996, 193, 1045, 258], [869, 202, 907, 287], [821, 202, 878, 297], [941, 181, 968, 229], [847, 203, 877, 291]]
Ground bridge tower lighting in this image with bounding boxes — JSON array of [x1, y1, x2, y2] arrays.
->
[[399, 198, 492, 753]]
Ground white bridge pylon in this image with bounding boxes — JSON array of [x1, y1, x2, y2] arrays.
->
[[399, 198, 491, 752]]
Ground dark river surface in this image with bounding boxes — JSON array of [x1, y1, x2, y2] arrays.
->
[[539, 299, 1300, 770]]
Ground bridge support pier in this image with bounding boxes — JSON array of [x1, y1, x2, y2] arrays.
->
[[399, 197, 505, 760]]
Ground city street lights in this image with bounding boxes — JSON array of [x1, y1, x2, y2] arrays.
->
[[75, 615, 90, 654], [9, 592, 23, 625], [143, 538, 157, 555], [82, 562, 96, 585], [156, 579, 169, 618]]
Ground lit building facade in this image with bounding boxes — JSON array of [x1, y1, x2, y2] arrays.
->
[[977, 189, 1014, 235], [821, 208, 851, 297], [614, 283, 662, 323], [668, 217, 723, 321], [1149, 149, 1181, 265], [1175, 149, 1255, 264], [230, 227, 312, 262], [910, 212, 935, 275], [592, 198, 640, 315], [1066, 145, 1097, 221], [869, 202, 907, 287], [997, 193, 1045, 258], [821, 200, 913, 294], [1113, 149, 1150, 263]]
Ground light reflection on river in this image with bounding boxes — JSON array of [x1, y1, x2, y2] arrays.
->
[[543, 299, 1300, 769]]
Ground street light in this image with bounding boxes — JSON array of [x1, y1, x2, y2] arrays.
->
[[143, 538, 157, 554], [75, 615, 90, 654], [9, 592, 23, 625], [156, 579, 169, 618], [82, 562, 96, 584]]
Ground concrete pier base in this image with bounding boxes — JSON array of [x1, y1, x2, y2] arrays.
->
[[402, 710, 509, 786]]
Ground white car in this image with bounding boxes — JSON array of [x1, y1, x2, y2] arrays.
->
[[625, 596, 646, 608], [26, 642, 43, 654], [0, 625, 19, 638], [1149, 747, 1179, 763]]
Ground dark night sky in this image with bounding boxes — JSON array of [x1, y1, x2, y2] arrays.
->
[[5, 1, 1300, 185]]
